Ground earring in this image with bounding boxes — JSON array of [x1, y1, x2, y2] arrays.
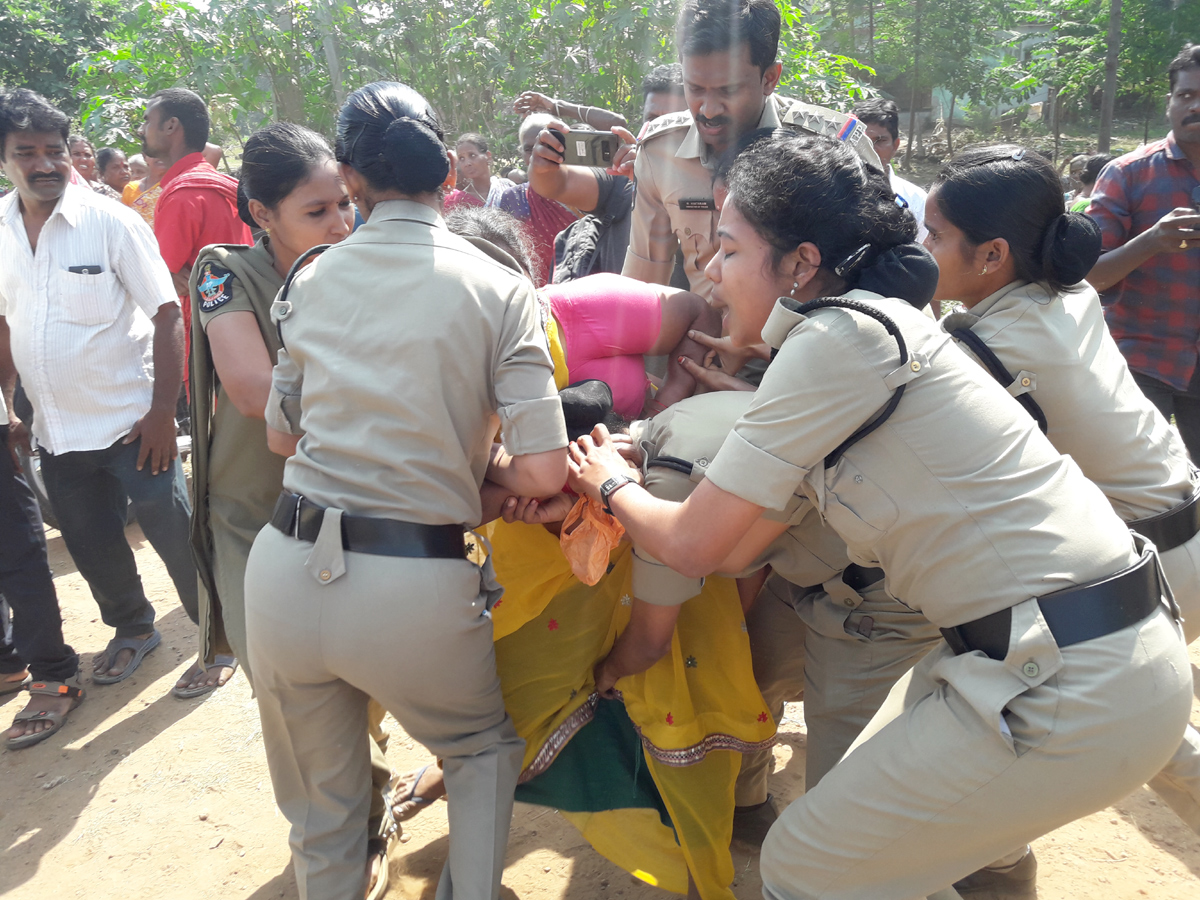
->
[[790, 281, 799, 297], [980, 265, 988, 276]]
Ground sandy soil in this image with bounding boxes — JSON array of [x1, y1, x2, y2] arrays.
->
[[2, 524, 1198, 900]]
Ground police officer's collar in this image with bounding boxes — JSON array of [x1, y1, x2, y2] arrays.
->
[[760, 288, 886, 349], [677, 95, 784, 169], [966, 279, 1043, 320], [360, 198, 445, 229]]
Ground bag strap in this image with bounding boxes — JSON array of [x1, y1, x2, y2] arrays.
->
[[787, 297, 911, 468], [949, 327, 1048, 434], [273, 244, 331, 349]]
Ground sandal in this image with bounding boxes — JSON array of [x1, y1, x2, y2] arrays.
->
[[392, 764, 444, 822], [172, 655, 238, 699], [92, 630, 161, 685], [6, 675, 85, 750], [0, 672, 31, 695], [365, 793, 399, 900]]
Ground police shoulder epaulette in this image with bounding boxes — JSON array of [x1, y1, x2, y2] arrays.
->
[[638, 110, 693, 143], [779, 99, 880, 166]]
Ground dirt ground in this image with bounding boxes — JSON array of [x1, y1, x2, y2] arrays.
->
[[2, 524, 1199, 900]]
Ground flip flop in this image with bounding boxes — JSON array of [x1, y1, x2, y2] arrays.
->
[[392, 764, 443, 822], [92, 630, 162, 685], [0, 672, 31, 695], [172, 655, 238, 699], [366, 795, 399, 900], [6, 675, 85, 750]]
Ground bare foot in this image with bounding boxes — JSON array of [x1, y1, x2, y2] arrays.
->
[[365, 849, 383, 899], [7, 691, 75, 741], [174, 658, 237, 695], [3, 668, 29, 686], [390, 764, 446, 821], [93, 632, 154, 679]]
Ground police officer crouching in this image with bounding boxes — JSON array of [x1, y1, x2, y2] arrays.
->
[[243, 82, 568, 900]]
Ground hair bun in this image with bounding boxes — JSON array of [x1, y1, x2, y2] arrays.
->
[[856, 241, 939, 310], [1041, 212, 1101, 287], [381, 116, 450, 193]]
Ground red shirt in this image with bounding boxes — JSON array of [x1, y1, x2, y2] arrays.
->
[[1088, 133, 1200, 391], [154, 152, 251, 276]]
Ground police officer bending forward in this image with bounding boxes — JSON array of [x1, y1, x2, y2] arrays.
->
[[244, 82, 568, 900], [569, 132, 1192, 899]]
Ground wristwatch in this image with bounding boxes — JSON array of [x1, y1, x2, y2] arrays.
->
[[599, 475, 637, 514]]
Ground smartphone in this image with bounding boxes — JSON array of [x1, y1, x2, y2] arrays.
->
[[549, 129, 619, 167]]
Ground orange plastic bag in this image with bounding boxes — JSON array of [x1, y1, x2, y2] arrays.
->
[[559, 495, 625, 585]]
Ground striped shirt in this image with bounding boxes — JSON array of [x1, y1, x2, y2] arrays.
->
[[0, 184, 178, 454]]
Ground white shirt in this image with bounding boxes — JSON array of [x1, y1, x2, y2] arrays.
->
[[890, 169, 928, 242], [0, 184, 178, 454]]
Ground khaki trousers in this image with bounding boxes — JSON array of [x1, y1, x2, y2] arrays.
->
[[760, 604, 1193, 900], [736, 575, 941, 804], [245, 524, 524, 900], [1146, 533, 1200, 832]]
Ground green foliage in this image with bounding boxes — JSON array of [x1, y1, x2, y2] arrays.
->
[[0, 0, 121, 112]]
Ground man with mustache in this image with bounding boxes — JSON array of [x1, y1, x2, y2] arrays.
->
[[620, 0, 881, 303], [0, 89, 195, 727], [1087, 43, 1200, 461]]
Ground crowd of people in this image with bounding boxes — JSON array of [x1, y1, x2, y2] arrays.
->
[[1, 1, 1200, 900]]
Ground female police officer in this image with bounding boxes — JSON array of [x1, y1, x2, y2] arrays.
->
[[243, 82, 568, 900], [567, 132, 1193, 899], [923, 146, 1200, 869]]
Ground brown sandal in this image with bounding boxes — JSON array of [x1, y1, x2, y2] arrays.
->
[[6, 675, 84, 750]]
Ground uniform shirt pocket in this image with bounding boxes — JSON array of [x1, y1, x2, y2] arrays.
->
[[57, 270, 120, 326], [822, 457, 900, 550]]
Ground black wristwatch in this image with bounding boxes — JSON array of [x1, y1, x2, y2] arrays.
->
[[599, 475, 637, 514]]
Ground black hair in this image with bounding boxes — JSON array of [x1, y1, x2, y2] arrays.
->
[[149, 88, 210, 151], [68, 134, 92, 151], [236, 123, 335, 229], [1080, 154, 1114, 188], [0, 90, 70, 160], [444, 205, 540, 282], [933, 145, 1101, 292], [96, 147, 124, 175], [336, 81, 449, 195], [714, 126, 783, 185], [726, 132, 914, 280], [456, 132, 489, 153], [642, 64, 685, 98], [676, 0, 781, 74], [1169, 43, 1200, 92], [853, 98, 900, 143]]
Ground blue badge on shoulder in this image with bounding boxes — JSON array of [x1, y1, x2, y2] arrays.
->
[[197, 263, 235, 313]]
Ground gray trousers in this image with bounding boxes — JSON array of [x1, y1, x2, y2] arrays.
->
[[245, 524, 524, 900]]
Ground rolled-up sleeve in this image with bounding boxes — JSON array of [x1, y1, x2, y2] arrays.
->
[[265, 347, 304, 435], [632, 547, 703, 605], [115, 209, 179, 317], [495, 281, 567, 455], [621, 149, 677, 286], [706, 314, 892, 511]]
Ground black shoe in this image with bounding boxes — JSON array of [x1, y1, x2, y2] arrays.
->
[[731, 794, 778, 847], [953, 850, 1037, 900]]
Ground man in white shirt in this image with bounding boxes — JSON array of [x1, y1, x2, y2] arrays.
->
[[854, 98, 928, 242], [0, 90, 197, 719]]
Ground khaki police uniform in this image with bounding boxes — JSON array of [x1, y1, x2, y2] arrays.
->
[[244, 200, 567, 900], [188, 239, 396, 852], [622, 97, 881, 300], [945, 279, 1200, 832], [702, 290, 1192, 899], [632, 394, 944, 801]]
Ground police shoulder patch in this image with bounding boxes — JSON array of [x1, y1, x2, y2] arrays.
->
[[196, 262, 236, 313], [638, 109, 693, 143]]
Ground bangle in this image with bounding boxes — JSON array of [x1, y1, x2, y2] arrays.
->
[[552, 99, 561, 118]]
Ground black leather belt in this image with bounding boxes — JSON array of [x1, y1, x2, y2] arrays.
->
[[1129, 482, 1200, 553], [940, 546, 1162, 661], [269, 492, 466, 559], [842, 564, 884, 592]]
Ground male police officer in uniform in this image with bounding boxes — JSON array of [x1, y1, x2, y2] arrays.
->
[[622, 0, 881, 301]]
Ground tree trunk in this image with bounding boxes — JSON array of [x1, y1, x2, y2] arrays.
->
[[868, 2, 875, 67], [316, 0, 345, 107], [946, 93, 956, 158], [1051, 83, 1061, 164], [905, 0, 923, 173], [1098, 0, 1123, 153]]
